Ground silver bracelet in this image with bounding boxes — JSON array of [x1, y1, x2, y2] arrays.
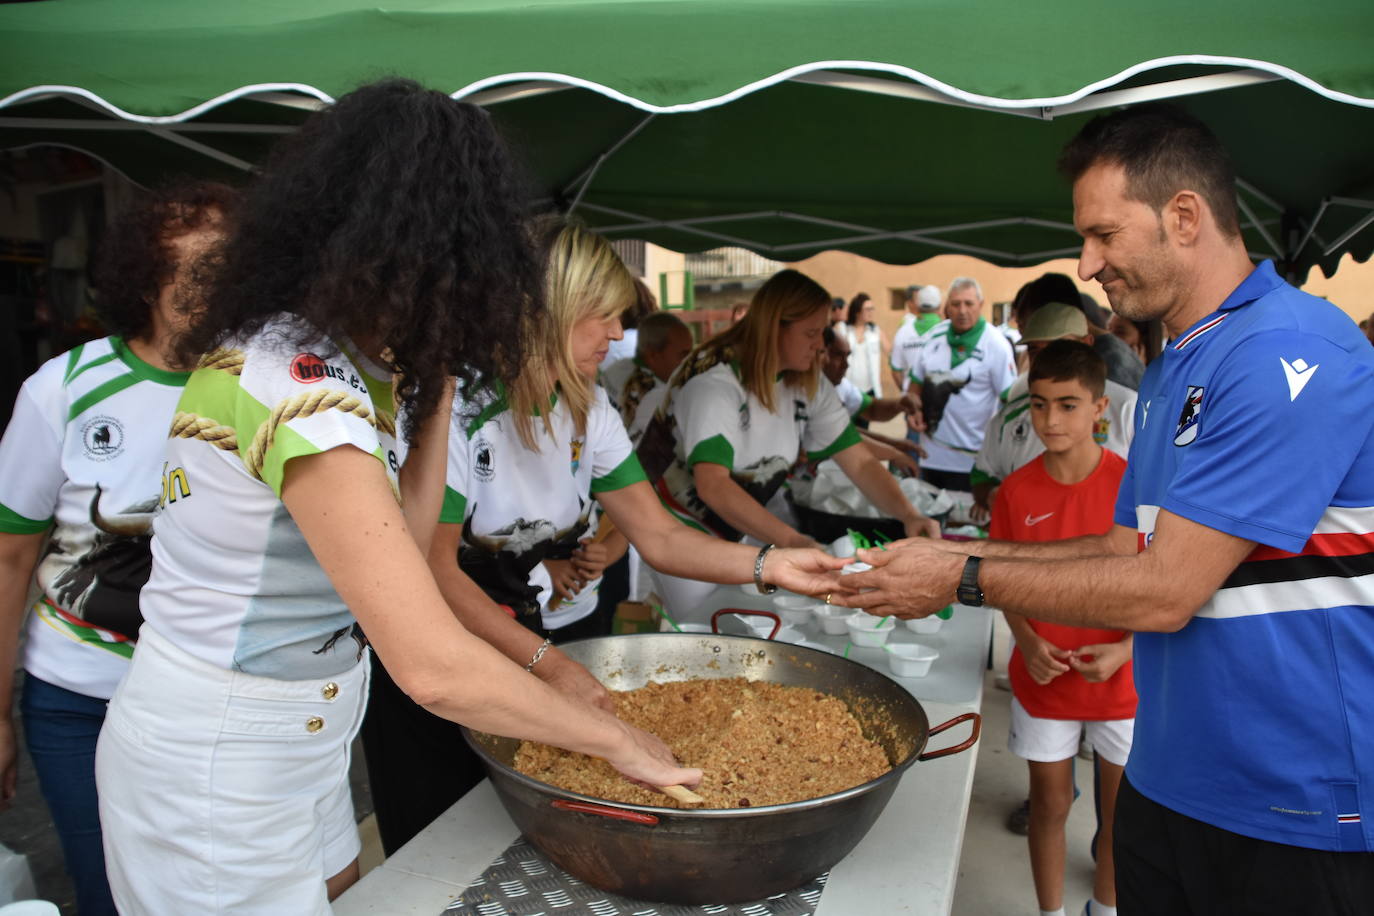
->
[[525, 637, 553, 672], [754, 543, 777, 595]]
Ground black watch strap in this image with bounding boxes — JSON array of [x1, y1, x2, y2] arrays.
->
[[956, 555, 985, 607]]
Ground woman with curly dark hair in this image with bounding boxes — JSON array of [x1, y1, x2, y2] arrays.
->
[[92, 79, 702, 915], [840, 292, 890, 429], [0, 178, 234, 916]]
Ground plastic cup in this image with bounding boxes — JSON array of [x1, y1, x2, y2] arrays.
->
[[885, 643, 939, 677]]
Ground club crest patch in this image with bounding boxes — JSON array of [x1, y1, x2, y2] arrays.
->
[[474, 436, 495, 482], [1174, 386, 1204, 446], [570, 438, 583, 475]]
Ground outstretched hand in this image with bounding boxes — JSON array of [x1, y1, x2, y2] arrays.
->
[[825, 539, 964, 618], [761, 547, 850, 597]]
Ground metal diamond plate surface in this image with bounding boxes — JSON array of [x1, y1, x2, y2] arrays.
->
[[441, 838, 827, 916]]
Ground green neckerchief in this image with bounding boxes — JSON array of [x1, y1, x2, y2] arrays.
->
[[946, 317, 986, 368]]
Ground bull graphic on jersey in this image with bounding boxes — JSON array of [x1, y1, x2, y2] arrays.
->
[[677, 454, 793, 542], [44, 484, 154, 641], [459, 499, 594, 624], [921, 371, 971, 435], [1174, 386, 1204, 446]]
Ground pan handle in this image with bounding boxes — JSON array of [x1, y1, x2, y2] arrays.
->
[[551, 799, 660, 826], [917, 712, 981, 761], [711, 608, 782, 639]]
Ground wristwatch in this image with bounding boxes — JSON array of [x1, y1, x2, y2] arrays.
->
[[956, 556, 985, 607]]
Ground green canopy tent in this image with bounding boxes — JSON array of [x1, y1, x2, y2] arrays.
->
[[2, 0, 1373, 279]]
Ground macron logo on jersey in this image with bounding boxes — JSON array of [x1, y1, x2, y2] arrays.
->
[[1280, 358, 1319, 401]]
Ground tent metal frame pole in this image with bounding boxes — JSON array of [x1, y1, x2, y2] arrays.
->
[[563, 113, 655, 213], [1292, 199, 1331, 259], [583, 203, 1022, 261], [1235, 177, 1284, 214], [578, 202, 768, 249], [146, 127, 255, 171], [1324, 208, 1374, 257], [1235, 194, 1283, 259]]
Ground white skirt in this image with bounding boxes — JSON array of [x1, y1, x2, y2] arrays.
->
[[96, 625, 369, 915]]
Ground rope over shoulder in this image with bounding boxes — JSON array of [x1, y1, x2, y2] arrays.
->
[[169, 412, 239, 451], [199, 348, 246, 375], [243, 390, 375, 481]]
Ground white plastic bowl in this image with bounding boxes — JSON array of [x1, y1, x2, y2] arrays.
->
[[886, 643, 939, 677], [841, 561, 873, 575], [772, 594, 821, 626], [905, 615, 943, 634], [812, 604, 852, 635], [772, 625, 807, 644], [845, 613, 896, 647]]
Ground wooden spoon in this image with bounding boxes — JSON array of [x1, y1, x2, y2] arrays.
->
[[661, 784, 706, 805]]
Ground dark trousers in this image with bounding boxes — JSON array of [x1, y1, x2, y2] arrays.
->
[[1115, 774, 1374, 915], [20, 674, 118, 916], [361, 609, 613, 855], [920, 466, 972, 492]]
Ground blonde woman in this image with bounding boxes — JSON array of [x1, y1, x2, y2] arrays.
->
[[643, 269, 940, 621], [363, 223, 849, 852]]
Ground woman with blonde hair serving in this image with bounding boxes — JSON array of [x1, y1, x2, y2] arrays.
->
[[642, 269, 940, 621], [363, 223, 849, 852]]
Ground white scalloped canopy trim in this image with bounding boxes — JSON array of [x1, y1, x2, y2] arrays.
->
[[3, 54, 1373, 123]]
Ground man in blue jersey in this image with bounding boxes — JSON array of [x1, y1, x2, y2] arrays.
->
[[836, 104, 1374, 915]]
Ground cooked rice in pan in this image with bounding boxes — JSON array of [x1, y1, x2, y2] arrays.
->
[[514, 677, 891, 809]]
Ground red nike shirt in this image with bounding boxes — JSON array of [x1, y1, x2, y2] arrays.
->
[[989, 449, 1136, 720]]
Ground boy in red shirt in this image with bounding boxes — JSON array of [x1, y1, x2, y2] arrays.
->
[[989, 340, 1135, 916]]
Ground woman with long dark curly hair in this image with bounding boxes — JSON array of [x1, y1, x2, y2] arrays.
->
[[0, 179, 234, 916], [93, 80, 702, 915]]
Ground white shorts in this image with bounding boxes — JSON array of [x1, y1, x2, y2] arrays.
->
[[1008, 696, 1134, 766], [96, 625, 369, 915]]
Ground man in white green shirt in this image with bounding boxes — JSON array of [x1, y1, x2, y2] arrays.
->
[[907, 278, 1017, 491]]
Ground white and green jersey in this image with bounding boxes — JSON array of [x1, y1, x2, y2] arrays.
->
[[140, 317, 398, 680], [0, 337, 188, 700], [971, 373, 1137, 489], [440, 383, 644, 629], [649, 348, 860, 540], [908, 318, 1017, 473]]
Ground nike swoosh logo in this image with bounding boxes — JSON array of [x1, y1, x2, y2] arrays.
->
[[1280, 357, 1319, 401], [1025, 512, 1055, 526]]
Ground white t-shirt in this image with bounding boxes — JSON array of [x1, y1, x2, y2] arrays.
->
[[0, 337, 189, 699], [840, 322, 884, 394], [909, 319, 1018, 473], [440, 384, 644, 630], [972, 374, 1137, 487], [889, 320, 930, 386], [650, 348, 859, 540], [834, 376, 872, 418], [141, 318, 398, 680]]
